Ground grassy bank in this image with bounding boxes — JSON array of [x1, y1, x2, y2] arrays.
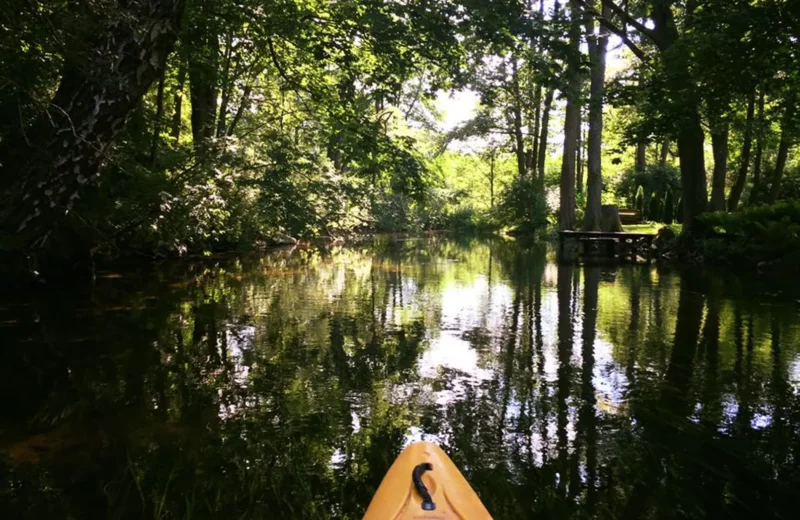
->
[[623, 223, 683, 235]]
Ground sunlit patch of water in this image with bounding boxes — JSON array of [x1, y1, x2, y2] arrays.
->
[[791, 355, 800, 392], [226, 324, 255, 386], [592, 337, 629, 414]]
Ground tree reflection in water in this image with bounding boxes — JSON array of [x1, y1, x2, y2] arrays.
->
[[1, 237, 799, 519]]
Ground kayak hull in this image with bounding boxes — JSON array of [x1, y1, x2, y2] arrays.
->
[[363, 442, 492, 520]]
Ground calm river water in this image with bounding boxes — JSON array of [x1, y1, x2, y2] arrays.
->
[[2, 237, 799, 519]]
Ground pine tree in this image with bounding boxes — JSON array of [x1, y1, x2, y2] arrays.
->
[[635, 185, 645, 217]]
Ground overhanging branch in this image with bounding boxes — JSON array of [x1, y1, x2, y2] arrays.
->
[[600, 0, 662, 46], [574, 0, 649, 62], [267, 37, 292, 86]]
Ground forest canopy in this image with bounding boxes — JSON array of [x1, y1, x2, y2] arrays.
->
[[0, 0, 798, 273]]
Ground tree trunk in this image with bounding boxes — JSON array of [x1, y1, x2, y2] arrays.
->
[[676, 112, 708, 231], [527, 0, 546, 178], [559, 0, 582, 231], [652, 5, 707, 233], [0, 0, 186, 247], [576, 110, 584, 194], [171, 59, 187, 140], [659, 140, 669, 166], [227, 85, 252, 136], [489, 152, 496, 208], [709, 116, 728, 212], [559, 91, 579, 230], [187, 4, 219, 151], [600, 205, 623, 232], [530, 85, 542, 177], [536, 0, 559, 185], [216, 33, 234, 138], [750, 91, 766, 204], [583, 2, 609, 231], [636, 142, 647, 172], [537, 87, 555, 184], [188, 53, 218, 146], [149, 71, 168, 168], [511, 59, 527, 178], [768, 108, 793, 203], [728, 92, 755, 211]]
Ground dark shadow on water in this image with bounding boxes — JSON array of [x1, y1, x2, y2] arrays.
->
[[1, 237, 799, 519]]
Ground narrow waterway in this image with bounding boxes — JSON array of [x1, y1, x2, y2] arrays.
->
[[2, 237, 799, 519]]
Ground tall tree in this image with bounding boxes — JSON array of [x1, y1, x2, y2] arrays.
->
[[186, 0, 219, 152], [728, 92, 756, 211], [527, 0, 545, 178], [537, 88, 555, 185], [749, 91, 767, 203], [768, 101, 795, 203], [559, 0, 583, 231], [576, 111, 584, 194], [659, 140, 669, 166], [0, 0, 186, 248], [216, 31, 235, 138], [652, 3, 708, 231], [171, 59, 187, 140], [582, 1, 610, 231], [582, 0, 710, 233], [511, 57, 527, 178], [533, 0, 562, 185], [635, 142, 647, 172], [149, 72, 168, 168], [708, 113, 729, 212]]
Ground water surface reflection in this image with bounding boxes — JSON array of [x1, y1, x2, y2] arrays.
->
[[1, 237, 799, 519]]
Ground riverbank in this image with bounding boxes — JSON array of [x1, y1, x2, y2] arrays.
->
[[656, 202, 800, 276], [0, 230, 476, 287], [539, 203, 800, 278], [4, 201, 798, 287]]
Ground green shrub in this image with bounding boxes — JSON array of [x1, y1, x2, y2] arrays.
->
[[495, 176, 549, 235], [615, 164, 681, 208], [444, 206, 499, 233], [697, 201, 800, 267], [777, 166, 800, 201]]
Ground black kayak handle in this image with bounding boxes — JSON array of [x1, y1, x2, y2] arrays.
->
[[412, 463, 436, 511]]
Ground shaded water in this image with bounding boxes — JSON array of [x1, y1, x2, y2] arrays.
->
[[2, 237, 800, 519]]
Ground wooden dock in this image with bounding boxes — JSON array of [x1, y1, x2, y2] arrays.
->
[[558, 231, 656, 260]]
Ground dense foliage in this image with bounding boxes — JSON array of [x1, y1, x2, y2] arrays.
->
[[1, 0, 799, 275], [0, 0, 482, 267], [495, 176, 550, 235], [697, 201, 800, 269], [616, 165, 681, 211]]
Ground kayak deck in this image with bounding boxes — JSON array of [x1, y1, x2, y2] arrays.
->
[[363, 441, 492, 520]]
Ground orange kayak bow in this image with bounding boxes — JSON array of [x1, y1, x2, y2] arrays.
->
[[363, 442, 492, 520]]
